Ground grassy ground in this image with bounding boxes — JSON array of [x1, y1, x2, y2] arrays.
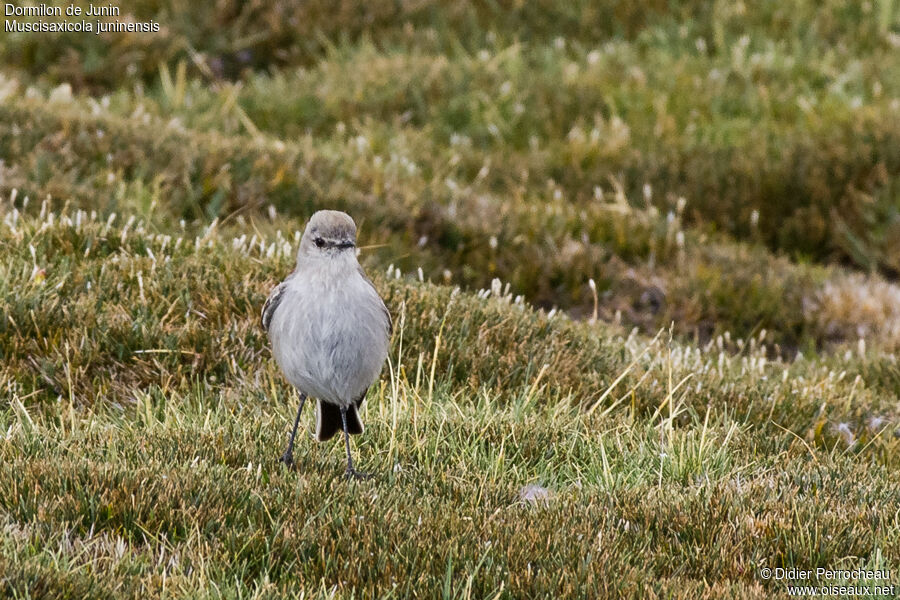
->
[[1, 1, 900, 598], [2, 204, 898, 598]]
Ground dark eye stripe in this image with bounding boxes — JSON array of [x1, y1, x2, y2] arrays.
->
[[312, 237, 355, 249]]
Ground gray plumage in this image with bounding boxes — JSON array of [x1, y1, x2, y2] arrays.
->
[[262, 210, 391, 476]]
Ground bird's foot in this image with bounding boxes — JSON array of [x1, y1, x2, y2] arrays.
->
[[344, 467, 373, 481], [279, 451, 295, 469]]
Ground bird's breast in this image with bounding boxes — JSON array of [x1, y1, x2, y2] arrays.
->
[[270, 268, 390, 405]]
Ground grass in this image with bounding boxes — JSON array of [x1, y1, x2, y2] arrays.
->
[[1, 203, 898, 598], [2, 92, 899, 355], [3, 1, 899, 273], [1, 1, 900, 597]]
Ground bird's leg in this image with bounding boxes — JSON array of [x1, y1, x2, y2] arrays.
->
[[280, 393, 307, 467], [341, 406, 372, 480]]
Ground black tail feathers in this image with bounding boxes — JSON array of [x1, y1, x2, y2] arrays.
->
[[316, 399, 364, 442]]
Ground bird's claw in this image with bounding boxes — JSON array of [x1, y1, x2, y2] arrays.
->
[[279, 452, 295, 469], [344, 468, 373, 481]]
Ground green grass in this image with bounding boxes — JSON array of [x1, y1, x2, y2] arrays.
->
[[3, 0, 899, 273], [1, 204, 898, 598], [2, 93, 897, 355], [2, 1, 900, 597]]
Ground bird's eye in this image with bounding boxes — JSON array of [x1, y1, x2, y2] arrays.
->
[[314, 237, 325, 248]]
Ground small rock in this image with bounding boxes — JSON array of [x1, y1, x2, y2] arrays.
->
[[519, 483, 551, 505]]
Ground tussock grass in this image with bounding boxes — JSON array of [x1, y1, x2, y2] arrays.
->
[[4, 93, 900, 354], [1, 204, 898, 597], [3, 0, 899, 273]]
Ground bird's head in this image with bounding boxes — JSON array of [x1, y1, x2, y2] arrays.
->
[[298, 210, 358, 261]]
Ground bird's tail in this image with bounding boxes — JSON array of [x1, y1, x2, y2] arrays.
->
[[315, 400, 364, 442]]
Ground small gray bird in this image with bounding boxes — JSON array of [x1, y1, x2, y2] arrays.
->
[[261, 210, 391, 479]]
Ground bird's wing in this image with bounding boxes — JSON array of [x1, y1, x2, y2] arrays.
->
[[358, 266, 392, 336], [261, 281, 288, 333]]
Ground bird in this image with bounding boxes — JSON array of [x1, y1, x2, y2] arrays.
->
[[261, 210, 392, 479]]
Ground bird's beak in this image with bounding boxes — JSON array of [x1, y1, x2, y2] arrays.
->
[[337, 240, 356, 249]]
